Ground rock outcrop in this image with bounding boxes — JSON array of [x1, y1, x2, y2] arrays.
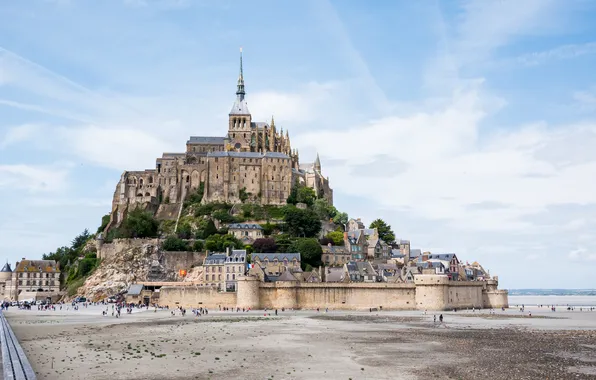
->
[[75, 241, 178, 301]]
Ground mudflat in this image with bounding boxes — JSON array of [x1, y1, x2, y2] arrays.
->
[[5, 306, 596, 380]]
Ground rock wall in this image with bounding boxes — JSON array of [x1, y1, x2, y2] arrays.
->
[[162, 251, 205, 273]]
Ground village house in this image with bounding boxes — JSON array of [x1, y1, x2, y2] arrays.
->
[[228, 223, 263, 243], [251, 253, 301, 273], [224, 249, 247, 291], [203, 253, 226, 289], [321, 244, 352, 266], [345, 231, 368, 261], [345, 261, 378, 282]]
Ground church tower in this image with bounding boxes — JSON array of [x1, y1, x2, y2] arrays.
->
[[228, 48, 253, 151]]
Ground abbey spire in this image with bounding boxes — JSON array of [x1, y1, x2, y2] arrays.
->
[[229, 47, 250, 116], [236, 47, 245, 100]]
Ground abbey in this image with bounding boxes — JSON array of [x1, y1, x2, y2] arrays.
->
[[109, 51, 332, 225]]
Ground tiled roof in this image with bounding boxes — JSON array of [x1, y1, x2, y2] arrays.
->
[[228, 223, 262, 230], [15, 260, 60, 273], [251, 122, 269, 129], [187, 136, 226, 145], [226, 250, 247, 263], [276, 270, 298, 282], [252, 253, 301, 262]]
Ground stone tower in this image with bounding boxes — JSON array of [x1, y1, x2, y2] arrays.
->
[[228, 48, 253, 151]]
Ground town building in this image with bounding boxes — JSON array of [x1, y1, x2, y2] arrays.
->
[[0, 259, 61, 302], [224, 249, 247, 291], [228, 223, 263, 244]]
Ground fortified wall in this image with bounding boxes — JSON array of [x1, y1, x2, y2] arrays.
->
[[158, 274, 509, 311]]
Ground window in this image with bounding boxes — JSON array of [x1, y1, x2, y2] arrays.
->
[[218, 274, 221, 280], [232, 274, 236, 280]]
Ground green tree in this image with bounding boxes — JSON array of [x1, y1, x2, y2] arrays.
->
[[274, 234, 293, 253], [283, 206, 321, 238], [176, 221, 192, 239], [120, 208, 159, 238], [196, 219, 218, 239], [289, 238, 323, 269], [192, 240, 204, 252], [212, 210, 235, 223], [205, 234, 243, 252], [369, 218, 396, 244], [97, 214, 110, 234], [260, 222, 275, 236], [71, 229, 91, 251], [326, 230, 344, 246], [332, 212, 348, 227], [312, 199, 334, 221], [162, 235, 190, 251], [297, 187, 316, 206], [239, 187, 249, 203]]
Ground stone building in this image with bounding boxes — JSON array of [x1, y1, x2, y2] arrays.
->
[[228, 223, 263, 244], [203, 253, 226, 289], [1, 259, 61, 301], [251, 253, 301, 273], [107, 50, 333, 232], [224, 249, 247, 291]]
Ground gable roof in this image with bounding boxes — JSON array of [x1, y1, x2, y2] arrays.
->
[[427, 253, 458, 262], [205, 254, 227, 265], [277, 270, 298, 282]]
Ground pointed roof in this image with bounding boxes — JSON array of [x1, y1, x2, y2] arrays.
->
[[314, 153, 321, 169], [1, 262, 12, 273], [230, 48, 251, 115]]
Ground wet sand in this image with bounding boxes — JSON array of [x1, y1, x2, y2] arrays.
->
[[5, 306, 596, 380]]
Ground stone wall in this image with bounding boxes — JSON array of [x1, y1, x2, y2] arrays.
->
[[159, 286, 237, 309], [258, 282, 416, 310], [162, 251, 205, 272], [97, 238, 160, 261], [154, 275, 509, 311]]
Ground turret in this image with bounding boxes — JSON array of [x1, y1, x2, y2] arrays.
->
[[314, 153, 321, 172]]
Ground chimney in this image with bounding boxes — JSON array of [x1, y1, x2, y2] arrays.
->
[[343, 231, 348, 243], [226, 246, 231, 257]]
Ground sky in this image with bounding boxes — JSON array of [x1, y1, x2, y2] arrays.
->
[[1, 0, 596, 289]]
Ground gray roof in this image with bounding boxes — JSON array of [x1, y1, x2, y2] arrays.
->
[[228, 223, 262, 230], [230, 97, 250, 115], [207, 151, 290, 159], [128, 284, 143, 296], [1, 262, 12, 273], [205, 253, 227, 265], [252, 253, 301, 262], [346, 261, 377, 276], [187, 136, 225, 145], [251, 121, 269, 129], [410, 249, 422, 257], [226, 249, 247, 263], [427, 253, 458, 262], [325, 268, 345, 282], [276, 270, 298, 282]]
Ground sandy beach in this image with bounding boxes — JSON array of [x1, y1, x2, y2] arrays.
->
[[4, 306, 596, 380]]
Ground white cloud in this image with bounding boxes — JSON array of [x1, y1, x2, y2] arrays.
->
[[0, 124, 42, 149], [0, 163, 72, 192], [568, 248, 596, 262], [514, 42, 596, 66]]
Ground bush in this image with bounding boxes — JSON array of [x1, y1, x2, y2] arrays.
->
[[97, 214, 110, 234], [67, 277, 86, 297], [204, 234, 243, 252], [192, 240, 204, 252], [119, 208, 159, 238], [162, 235, 190, 251], [260, 222, 275, 236], [78, 257, 97, 277], [212, 210, 235, 223], [187, 182, 205, 204]]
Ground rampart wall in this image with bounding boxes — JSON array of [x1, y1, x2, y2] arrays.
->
[[158, 275, 509, 311], [159, 286, 237, 309], [96, 238, 160, 261]]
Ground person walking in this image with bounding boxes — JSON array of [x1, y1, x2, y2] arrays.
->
[[439, 314, 443, 323]]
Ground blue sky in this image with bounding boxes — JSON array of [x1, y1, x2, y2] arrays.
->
[[1, 0, 596, 289]]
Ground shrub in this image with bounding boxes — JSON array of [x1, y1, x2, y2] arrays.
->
[[162, 235, 190, 251], [252, 238, 277, 253]]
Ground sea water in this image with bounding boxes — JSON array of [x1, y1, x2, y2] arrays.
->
[[509, 295, 596, 307]]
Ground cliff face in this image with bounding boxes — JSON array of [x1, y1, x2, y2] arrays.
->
[[76, 241, 179, 301]]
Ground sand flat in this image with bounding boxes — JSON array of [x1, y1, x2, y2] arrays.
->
[[5, 306, 596, 380]]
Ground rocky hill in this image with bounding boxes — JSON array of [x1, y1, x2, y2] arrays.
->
[[73, 240, 180, 301]]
